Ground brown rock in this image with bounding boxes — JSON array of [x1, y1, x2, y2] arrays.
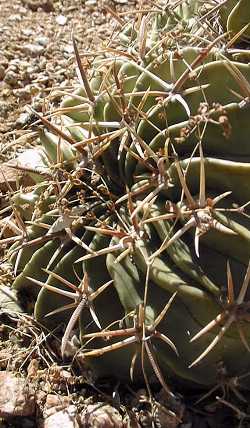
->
[[43, 406, 79, 428], [22, 0, 54, 12], [0, 162, 34, 192], [3, 70, 18, 86], [80, 403, 123, 428], [0, 65, 5, 80], [0, 163, 21, 192], [0, 372, 36, 418], [43, 394, 71, 418]]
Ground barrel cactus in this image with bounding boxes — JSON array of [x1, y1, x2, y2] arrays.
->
[[220, 0, 250, 41], [9, 1, 250, 391]]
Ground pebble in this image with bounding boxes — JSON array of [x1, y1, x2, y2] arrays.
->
[[22, 28, 33, 36], [15, 112, 32, 127], [43, 406, 79, 428], [8, 14, 22, 22], [0, 64, 5, 80], [43, 394, 71, 418], [3, 51, 15, 60], [23, 0, 54, 13], [9, 58, 22, 67], [0, 372, 35, 418], [26, 65, 37, 74], [4, 70, 18, 86], [56, 15, 67, 26], [56, 15, 68, 25], [0, 102, 9, 118], [14, 87, 32, 100], [80, 403, 123, 428], [63, 44, 74, 55], [35, 36, 49, 47], [22, 43, 45, 57], [85, 0, 97, 5], [0, 56, 8, 67]]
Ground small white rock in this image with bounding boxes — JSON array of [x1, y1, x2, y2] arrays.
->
[[23, 43, 45, 57], [86, 0, 97, 5], [63, 44, 74, 55], [15, 112, 31, 127], [56, 15, 67, 26], [35, 36, 49, 47], [8, 14, 22, 22], [22, 28, 33, 36]]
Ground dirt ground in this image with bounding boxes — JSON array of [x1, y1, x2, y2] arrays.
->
[[0, 0, 137, 146], [1, 1, 250, 427]]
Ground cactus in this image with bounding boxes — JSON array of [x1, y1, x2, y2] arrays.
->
[[8, 1, 250, 391], [220, 0, 250, 41]]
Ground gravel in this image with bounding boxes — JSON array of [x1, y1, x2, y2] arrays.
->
[[0, 0, 136, 139]]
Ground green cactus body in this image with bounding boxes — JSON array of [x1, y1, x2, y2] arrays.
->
[[220, 0, 250, 40]]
